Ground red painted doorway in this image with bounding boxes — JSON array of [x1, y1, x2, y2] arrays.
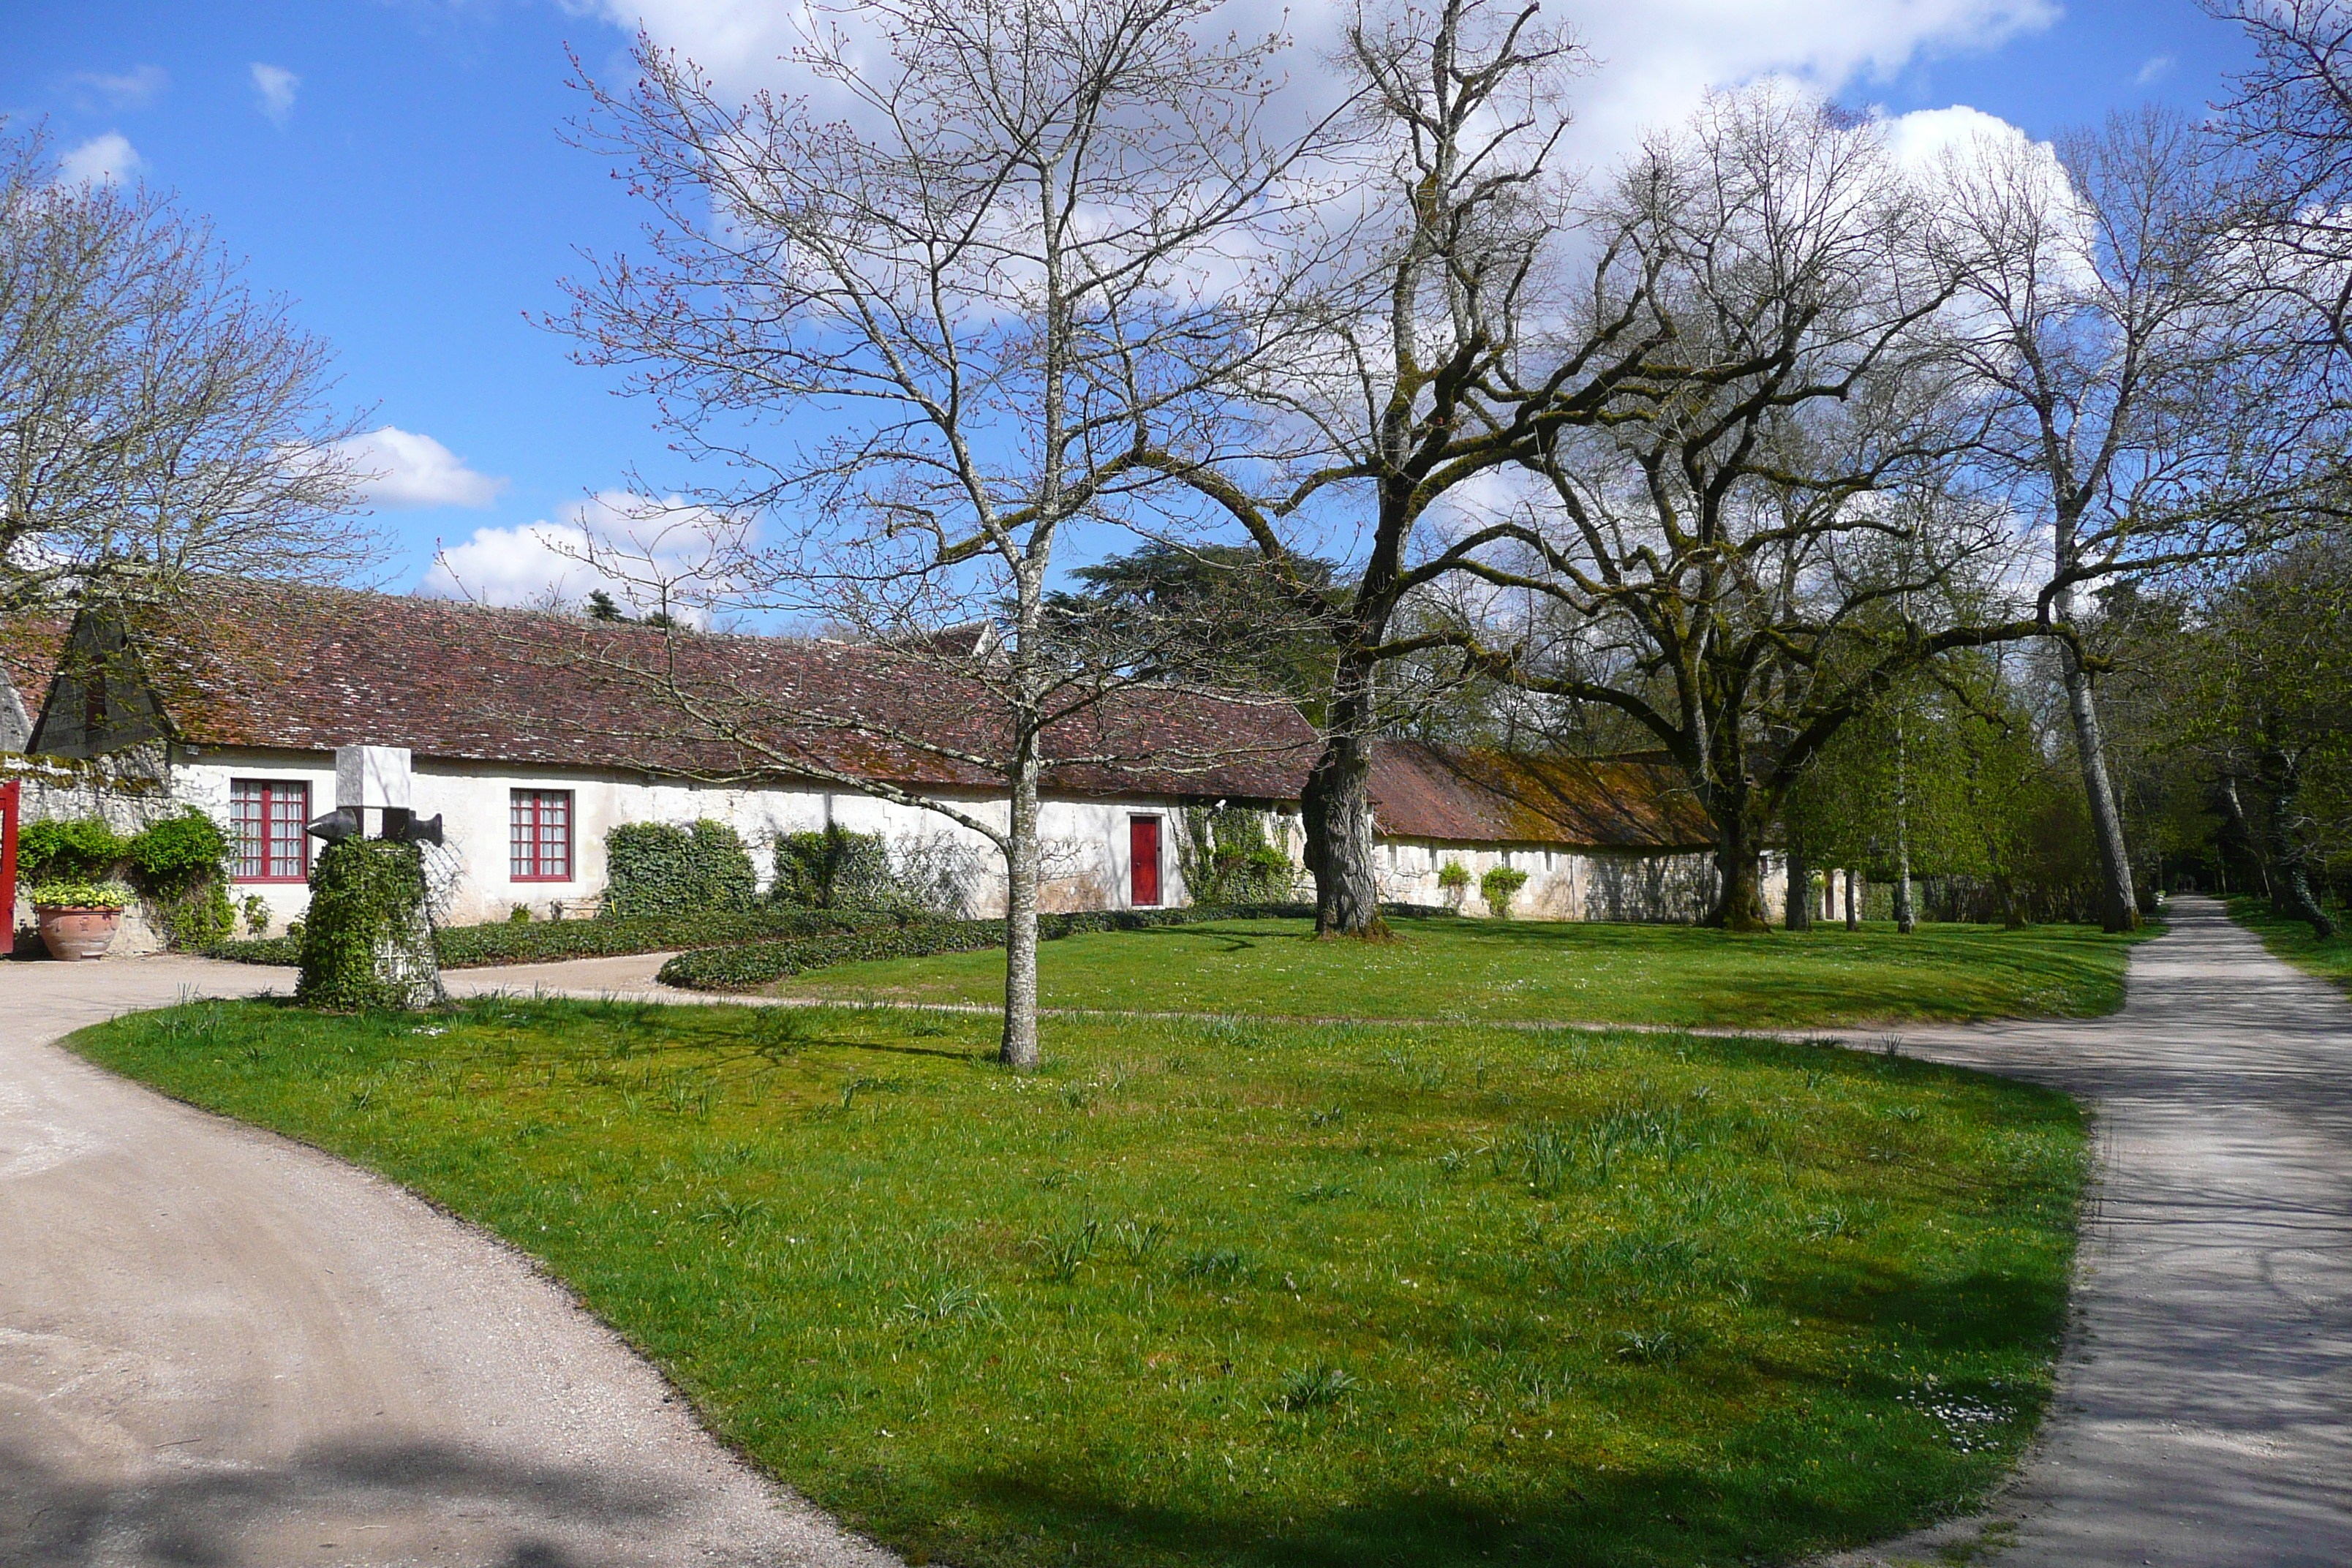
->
[[1, 779, 16, 955], [1129, 816, 1161, 906]]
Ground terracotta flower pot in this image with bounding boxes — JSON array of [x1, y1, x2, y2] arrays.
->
[[37, 906, 124, 962]]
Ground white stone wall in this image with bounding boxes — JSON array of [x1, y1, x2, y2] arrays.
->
[[173, 748, 1196, 932], [13, 741, 1819, 941], [1374, 835, 1789, 924]]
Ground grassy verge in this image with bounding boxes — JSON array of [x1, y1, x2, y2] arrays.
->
[[761, 915, 2153, 1029], [73, 998, 2087, 1568], [2225, 897, 2352, 998]]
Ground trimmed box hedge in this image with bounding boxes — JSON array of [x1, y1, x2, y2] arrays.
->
[[605, 820, 759, 918], [655, 902, 1326, 990], [209, 906, 912, 970]]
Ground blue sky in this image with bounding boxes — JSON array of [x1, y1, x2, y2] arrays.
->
[[1, 1, 2260, 603]]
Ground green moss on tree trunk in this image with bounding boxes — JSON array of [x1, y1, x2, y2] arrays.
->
[[297, 840, 445, 1011]]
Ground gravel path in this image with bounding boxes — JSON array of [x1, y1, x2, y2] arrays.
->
[[1821, 895, 2352, 1567], [0, 954, 900, 1568]]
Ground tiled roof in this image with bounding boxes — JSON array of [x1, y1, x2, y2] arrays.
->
[[22, 582, 1714, 848], [1366, 739, 1714, 851], [0, 611, 69, 715], [98, 581, 1319, 802]]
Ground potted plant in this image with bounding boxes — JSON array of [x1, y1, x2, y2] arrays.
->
[[30, 881, 133, 961]]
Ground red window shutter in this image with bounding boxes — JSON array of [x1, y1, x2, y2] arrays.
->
[[1130, 817, 1161, 906]]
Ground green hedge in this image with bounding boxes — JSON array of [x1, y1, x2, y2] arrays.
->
[[297, 840, 437, 1011], [657, 902, 1317, 991], [772, 825, 900, 909], [18, 811, 233, 949], [605, 819, 758, 917], [17, 818, 131, 882], [211, 906, 911, 970]]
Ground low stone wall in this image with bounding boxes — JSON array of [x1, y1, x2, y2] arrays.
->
[[1373, 834, 1785, 924]]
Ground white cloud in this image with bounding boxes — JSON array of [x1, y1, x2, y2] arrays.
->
[[69, 64, 167, 110], [417, 490, 734, 621], [2136, 55, 2175, 86], [251, 63, 300, 125], [588, 0, 2055, 167], [1881, 102, 2042, 170], [1561, 0, 2057, 157], [339, 426, 509, 509], [56, 132, 143, 187], [1885, 103, 2099, 294]]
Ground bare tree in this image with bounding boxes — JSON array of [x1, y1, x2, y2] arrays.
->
[[2206, 1, 2352, 353], [1136, 0, 1684, 936], [1929, 108, 2336, 930], [0, 122, 374, 614], [1442, 90, 2050, 929], [557, 0, 1333, 1068]]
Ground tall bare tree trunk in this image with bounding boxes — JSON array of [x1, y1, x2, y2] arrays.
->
[[2048, 565, 2139, 932], [1846, 868, 1861, 931], [2061, 656, 2141, 932], [1892, 826, 1916, 933], [1303, 654, 1388, 938], [1000, 747, 1043, 1070], [1708, 808, 1770, 932], [2260, 745, 2337, 938], [1784, 829, 1812, 932], [2216, 772, 2273, 900]]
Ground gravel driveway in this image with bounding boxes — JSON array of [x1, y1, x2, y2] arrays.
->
[[0, 954, 897, 1568]]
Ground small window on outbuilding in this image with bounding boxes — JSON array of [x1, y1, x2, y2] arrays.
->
[[510, 789, 573, 881], [231, 780, 311, 883]]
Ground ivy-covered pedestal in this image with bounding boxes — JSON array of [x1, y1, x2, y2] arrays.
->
[[297, 839, 445, 1011]]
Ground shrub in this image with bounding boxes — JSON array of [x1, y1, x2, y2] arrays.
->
[[605, 819, 759, 918], [241, 895, 271, 937], [1437, 859, 1471, 910], [659, 901, 1315, 991], [297, 840, 440, 1011], [18, 818, 130, 882], [1481, 864, 1529, 919], [509, 903, 532, 923], [1177, 807, 1297, 904], [18, 812, 233, 947], [127, 811, 234, 949], [27, 879, 132, 909], [773, 826, 897, 910], [208, 905, 905, 969]]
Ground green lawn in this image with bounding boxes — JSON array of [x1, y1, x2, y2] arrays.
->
[[75, 997, 2087, 1568], [2228, 897, 2352, 998], [766, 915, 2149, 1029]]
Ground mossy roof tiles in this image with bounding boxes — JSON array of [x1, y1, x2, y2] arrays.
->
[[1365, 740, 1713, 851]]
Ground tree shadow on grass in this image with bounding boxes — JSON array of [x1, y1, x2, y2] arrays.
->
[[921, 1447, 1948, 1568], [0, 1437, 712, 1567]]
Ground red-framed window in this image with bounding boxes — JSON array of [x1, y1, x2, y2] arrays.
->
[[510, 789, 573, 881], [231, 780, 311, 883]]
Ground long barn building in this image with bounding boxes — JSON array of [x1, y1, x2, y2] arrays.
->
[[1, 583, 1771, 943]]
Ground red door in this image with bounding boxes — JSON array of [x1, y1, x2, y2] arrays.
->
[[1, 780, 17, 956], [1130, 817, 1161, 906]]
